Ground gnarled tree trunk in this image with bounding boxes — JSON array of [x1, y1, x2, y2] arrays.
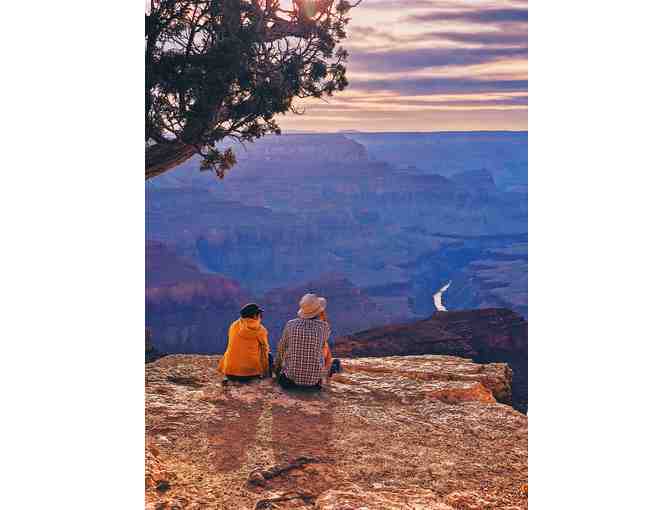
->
[[145, 141, 198, 180]]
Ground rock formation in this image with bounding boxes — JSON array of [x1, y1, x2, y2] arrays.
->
[[146, 241, 251, 354], [334, 308, 528, 412], [146, 133, 527, 323], [146, 354, 527, 509], [146, 243, 402, 353], [346, 131, 528, 193]]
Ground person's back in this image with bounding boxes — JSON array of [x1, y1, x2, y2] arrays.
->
[[218, 303, 270, 382], [277, 317, 330, 386], [274, 294, 331, 389]]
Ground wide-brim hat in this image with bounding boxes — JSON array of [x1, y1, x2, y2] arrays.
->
[[297, 293, 327, 319]]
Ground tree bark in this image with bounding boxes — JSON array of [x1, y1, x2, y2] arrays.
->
[[145, 141, 198, 180]]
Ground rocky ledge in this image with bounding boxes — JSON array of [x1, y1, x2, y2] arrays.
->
[[334, 309, 528, 413], [146, 354, 527, 509]]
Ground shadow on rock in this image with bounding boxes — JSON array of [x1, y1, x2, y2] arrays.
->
[[271, 390, 335, 464], [206, 399, 264, 473]]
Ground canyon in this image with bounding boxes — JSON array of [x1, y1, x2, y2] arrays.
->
[[146, 132, 527, 354], [146, 241, 528, 411], [146, 241, 399, 353], [145, 132, 529, 508]]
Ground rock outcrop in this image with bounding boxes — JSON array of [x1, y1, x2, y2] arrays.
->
[[146, 354, 527, 509], [334, 309, 528, 412], [146, 244, 403, 353], [146, 241, 251, 354]]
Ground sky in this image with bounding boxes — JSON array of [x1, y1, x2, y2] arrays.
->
[[279, 0, 528, 132]]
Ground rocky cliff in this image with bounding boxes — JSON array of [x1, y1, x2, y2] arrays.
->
[[146, 354, 527, 509], [334, 309, 528, 412], [146, 241, 252, 354], [147, 243, 402, 353]]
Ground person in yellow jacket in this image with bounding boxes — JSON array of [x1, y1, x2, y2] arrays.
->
[[218, 303, 271, 383]]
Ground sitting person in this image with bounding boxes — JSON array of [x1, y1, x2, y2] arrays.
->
[[274, 293, 340, 389], [218, 303, 271, 383]]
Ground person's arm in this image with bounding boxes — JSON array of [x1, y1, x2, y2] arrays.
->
[[321, 320, 333, 380], [259, 326, 271, 377], [322, 341, 331, 360], [323, 341, 333, 377], [218, 321, 235, 375]]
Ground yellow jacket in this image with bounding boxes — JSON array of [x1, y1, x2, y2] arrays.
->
[[218, 318, 270, 377]]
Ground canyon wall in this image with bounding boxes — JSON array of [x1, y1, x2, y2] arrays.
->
[[147, 241, 402, 353], [146, 133, 527, 354]]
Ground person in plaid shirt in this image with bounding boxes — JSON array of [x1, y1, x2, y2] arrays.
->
[[274, 293, 334, 389]]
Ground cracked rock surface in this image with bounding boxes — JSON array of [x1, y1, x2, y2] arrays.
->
[[146, 355, 527, 509]]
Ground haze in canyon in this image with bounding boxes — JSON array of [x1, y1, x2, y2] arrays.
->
[[146, 132, 528, 355]]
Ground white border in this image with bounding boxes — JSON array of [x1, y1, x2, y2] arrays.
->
[[530, 1, 672, 507], [2, 1, 144, 508], [2, 1, 671, 508]]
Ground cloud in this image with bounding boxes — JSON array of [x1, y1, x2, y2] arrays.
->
[[352, 77, 528, 96], [278, 106, 529, 132], [299, 96, 528, 112], [424, 30, 527, 46], [280, 1, 528, 130], [347, 25, 527, 48], [347, 25, 405, 45], [359, 0, 443, 9], [408, 8, 528, 24], [348, 46, 528, 73]]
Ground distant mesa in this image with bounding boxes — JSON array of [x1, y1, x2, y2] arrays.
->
[[238, 133, 369, 163]]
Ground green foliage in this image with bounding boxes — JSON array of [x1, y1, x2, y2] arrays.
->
[[199, 147, 237, 179], [146, 0, 355, 178]]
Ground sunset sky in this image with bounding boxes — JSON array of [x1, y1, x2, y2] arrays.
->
[[280, 0, 528, 132]]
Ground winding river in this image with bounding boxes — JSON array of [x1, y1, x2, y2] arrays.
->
[[432, 281, 452, 311]]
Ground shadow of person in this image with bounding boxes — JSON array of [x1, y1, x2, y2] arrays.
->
[[271, 388, 335, 465], [205, 385, 264, 473]]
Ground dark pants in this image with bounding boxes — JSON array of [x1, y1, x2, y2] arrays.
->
[[225, 374, 260, 382], [276, 359, 342, 390], [277, 372, 322, 390], [225, 353, 274, 382]]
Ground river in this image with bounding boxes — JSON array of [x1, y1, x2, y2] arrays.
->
[[432, 281, 452, 311]]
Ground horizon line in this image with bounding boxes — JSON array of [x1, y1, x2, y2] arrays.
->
[[280, 129, 528, 135]]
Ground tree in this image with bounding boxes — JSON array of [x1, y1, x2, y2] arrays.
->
[[145, 0, 359, 180]]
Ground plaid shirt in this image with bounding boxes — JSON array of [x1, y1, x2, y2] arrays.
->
[[275, 318, 330, 386]]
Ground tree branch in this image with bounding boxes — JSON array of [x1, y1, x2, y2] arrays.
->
[[145, 140, 199, 180]]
